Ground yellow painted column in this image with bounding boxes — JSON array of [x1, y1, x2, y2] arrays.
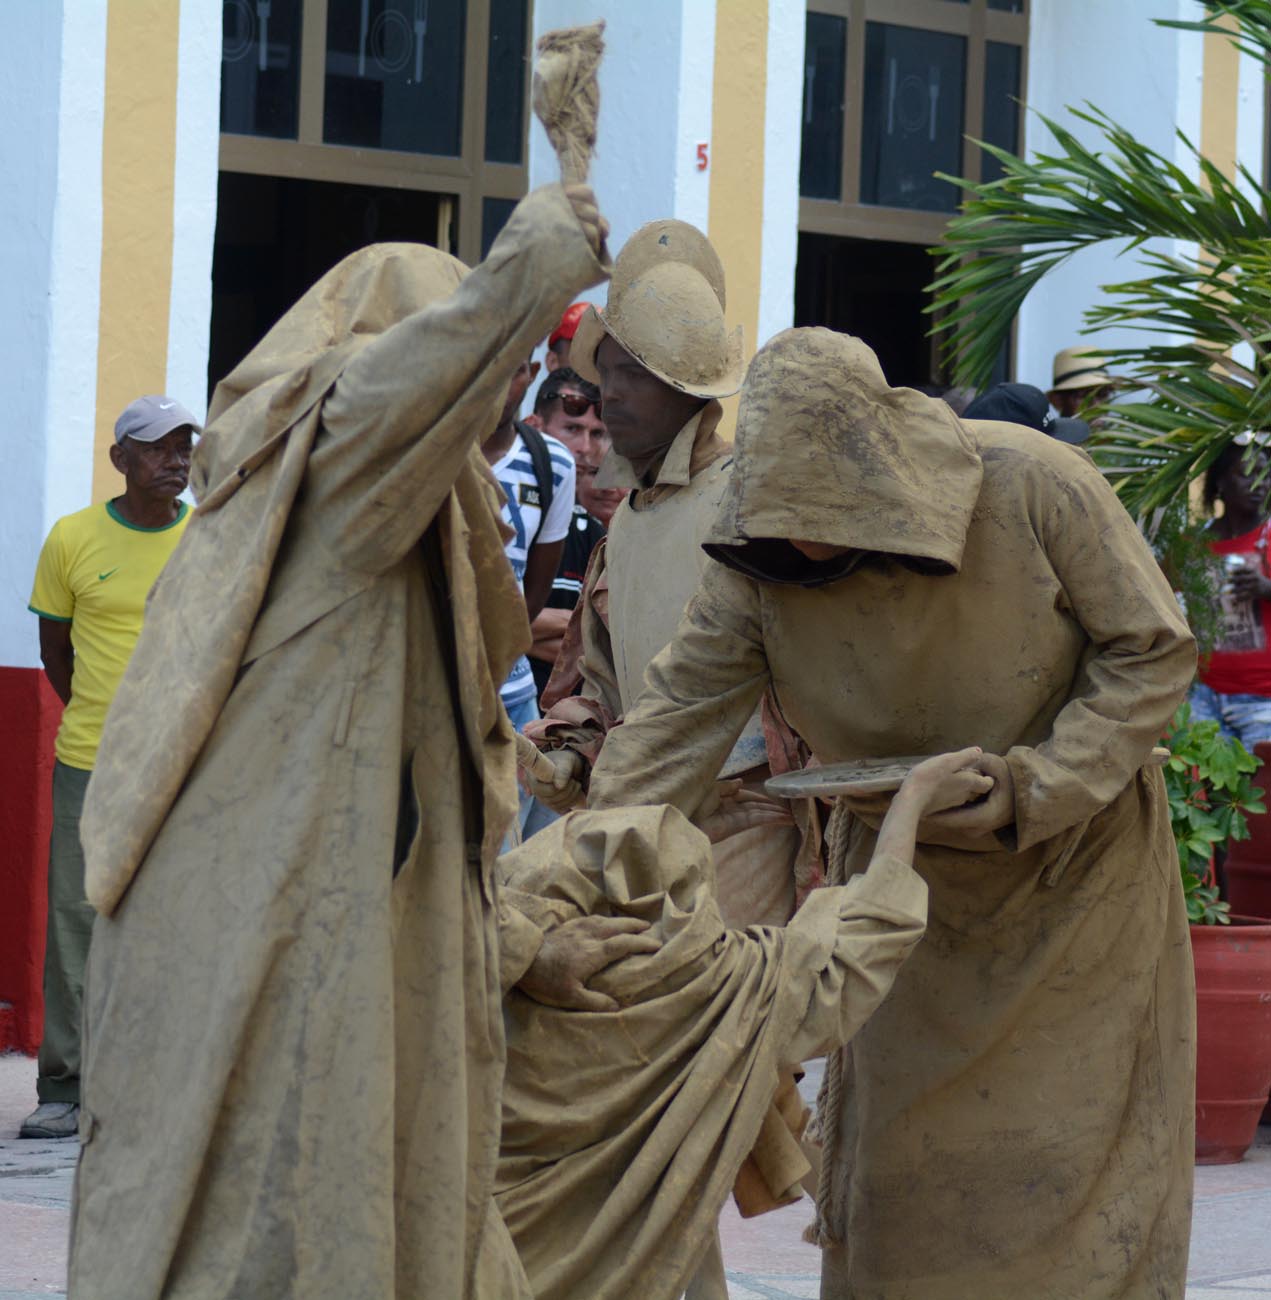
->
[[709, 0, 768, 434], [92, 0, 182, 501], [1200, 21, 1240, 184]]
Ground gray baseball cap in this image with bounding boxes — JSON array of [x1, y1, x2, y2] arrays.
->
[[114, 395, 201, 445]]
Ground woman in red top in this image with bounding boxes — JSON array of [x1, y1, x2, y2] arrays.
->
[[1191, 435, 1271, 746]]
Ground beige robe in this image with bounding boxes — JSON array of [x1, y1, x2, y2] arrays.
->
[[69, 186, 606, 1300], [494, 804, 928, 1300], [536, 404, 802, 927], [590, 329, 1198, 1299]]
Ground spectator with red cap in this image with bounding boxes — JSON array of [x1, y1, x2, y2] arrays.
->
[[545, 301, 589, 373]]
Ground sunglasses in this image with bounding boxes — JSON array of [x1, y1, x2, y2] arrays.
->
[[556, 392, 602, 418]]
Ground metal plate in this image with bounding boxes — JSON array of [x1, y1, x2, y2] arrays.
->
[[765, 757, 928, 800], [765, 747, 1170, 801]]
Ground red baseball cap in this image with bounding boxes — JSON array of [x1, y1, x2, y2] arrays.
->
[[548, 302, 589, 349]]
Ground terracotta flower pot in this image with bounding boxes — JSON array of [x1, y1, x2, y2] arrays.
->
[[1192, 917, 1271, 1164], [1222, 741, 1271, 921]]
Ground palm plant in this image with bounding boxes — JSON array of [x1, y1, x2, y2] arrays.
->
[[927, 1, 1271, 521]]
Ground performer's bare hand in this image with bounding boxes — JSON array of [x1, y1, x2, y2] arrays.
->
[[874, 748, 993, 862], [920, 751, 1015, 836], [518, 914, 660, 1012], [524, 747, 585, 813], [898, 748, 995, 817], [565, 183, 609, 259]]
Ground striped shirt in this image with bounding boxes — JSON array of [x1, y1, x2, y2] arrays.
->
[[492, 425, 576, 712]]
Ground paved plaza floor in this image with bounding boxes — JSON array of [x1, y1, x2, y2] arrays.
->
[[2, 1051, 1269, 1299]]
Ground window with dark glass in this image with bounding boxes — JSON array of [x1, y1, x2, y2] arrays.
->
[[988, 0, 1025, 11], [860, 22, 966, 213], [481, 197, 517, 259], [324, 0, 468, 156], [485, 0, 527, 164], [799, 12, 847, 200], [981, 41, 1021, 184], [220, 0, 304, 138]]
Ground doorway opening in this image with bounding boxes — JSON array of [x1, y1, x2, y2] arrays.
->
[[794, 233, 943, 389], [209, 171, 455, 398]]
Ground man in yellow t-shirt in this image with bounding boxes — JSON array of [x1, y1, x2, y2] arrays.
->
[[21, 395, 197, 1139]]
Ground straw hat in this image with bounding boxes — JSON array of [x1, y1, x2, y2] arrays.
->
[[1050, 346, 1114, 392], [572, 219, 744, 399]]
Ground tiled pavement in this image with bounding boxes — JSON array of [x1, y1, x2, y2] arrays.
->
[[2, 1052, 1269, 1299]]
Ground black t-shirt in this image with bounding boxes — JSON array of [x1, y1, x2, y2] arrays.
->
[[531, 505, 607, 698]]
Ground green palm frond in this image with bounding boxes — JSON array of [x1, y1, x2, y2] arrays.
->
[[925, 0, 1271, 519], [927, 107, 1271, 389]]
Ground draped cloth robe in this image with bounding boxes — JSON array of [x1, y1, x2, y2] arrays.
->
[[590, 328, 1198, 1299], [68, 186, 607, 1300], [495, 804, 928, 1300]]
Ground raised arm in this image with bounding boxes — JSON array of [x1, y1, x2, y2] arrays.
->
[[589, 562, 772, 818], [309, 185, 607, 573]]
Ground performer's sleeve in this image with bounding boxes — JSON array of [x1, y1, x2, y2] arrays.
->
[[310, 184, 608, 574], [1004, 461, 1197, 851], [779, 854, 928, 1065], [589, 562, 772, 818]]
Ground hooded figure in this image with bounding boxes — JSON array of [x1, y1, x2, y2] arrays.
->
[[69, 185, 607, 1300], [589, 328, 1198, 1299], [494, 800, 928, 1300]]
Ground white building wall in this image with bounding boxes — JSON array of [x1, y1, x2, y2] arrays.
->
[[1, 1, 106, 671], [529, 0, 704, 315], [166, 2, 224, 422], [757, 0, 805, 350], [1015, 0, 1204, 392]]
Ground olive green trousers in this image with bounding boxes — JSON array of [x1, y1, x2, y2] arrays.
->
[[37, 760, 94, 1105]]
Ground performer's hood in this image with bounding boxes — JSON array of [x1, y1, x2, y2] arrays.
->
[[703, 328, 984, 586], [194, 243, 468, 502]]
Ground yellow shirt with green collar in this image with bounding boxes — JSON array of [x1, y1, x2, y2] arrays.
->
[[29, 499, 191, 770]]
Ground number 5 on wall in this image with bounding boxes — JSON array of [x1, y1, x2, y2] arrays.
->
[[696, 142, 709, 172]]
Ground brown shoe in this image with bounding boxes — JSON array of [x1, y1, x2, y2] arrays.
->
[[18, 1101, 79, 1139]]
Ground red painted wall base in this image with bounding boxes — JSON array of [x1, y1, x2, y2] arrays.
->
[[0, 666, 62, 1054]]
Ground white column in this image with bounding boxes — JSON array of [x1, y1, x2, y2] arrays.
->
[[1015, 0, 1202, 392], [0, 1, 106, 669], [166, 0, 224, 422]]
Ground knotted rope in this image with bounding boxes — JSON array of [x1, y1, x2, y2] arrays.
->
[[803, 796, 852, 1248], [532, 22, 606, 185]]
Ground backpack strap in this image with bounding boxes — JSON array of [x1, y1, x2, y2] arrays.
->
[[518, 421, 556, 546]]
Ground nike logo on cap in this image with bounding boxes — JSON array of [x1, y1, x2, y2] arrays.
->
[[98, 568, 119, 582], [158, 402, 176, 410]]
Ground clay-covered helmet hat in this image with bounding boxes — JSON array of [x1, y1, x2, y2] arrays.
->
[[572, 219, 744, 399]]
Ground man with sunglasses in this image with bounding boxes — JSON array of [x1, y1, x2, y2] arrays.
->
[[524, 368, 623, 703]]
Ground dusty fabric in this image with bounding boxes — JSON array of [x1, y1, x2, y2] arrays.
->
[[494, 804, 928, 1300], [69, 185, 607, 1300], [531, 400, 794, 922], [590, 328, 1198, 1299]]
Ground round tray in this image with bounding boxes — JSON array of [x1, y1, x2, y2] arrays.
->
[[764, 746, 1170, 801], [765, 757, 927, 800]]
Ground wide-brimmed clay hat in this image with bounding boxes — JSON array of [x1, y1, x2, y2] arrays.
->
[[1050, 346, 1114, 393], [572, 219, 744, 400]]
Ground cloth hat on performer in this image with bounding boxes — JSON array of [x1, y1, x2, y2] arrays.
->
[[572, 219, 744, 399]]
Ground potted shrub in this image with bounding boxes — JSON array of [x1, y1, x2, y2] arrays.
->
[[1165, 705, 1271, 1163]]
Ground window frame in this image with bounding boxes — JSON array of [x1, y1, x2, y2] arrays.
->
[[218, 0, 531, 265], [799, 0, 1028, 247]]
